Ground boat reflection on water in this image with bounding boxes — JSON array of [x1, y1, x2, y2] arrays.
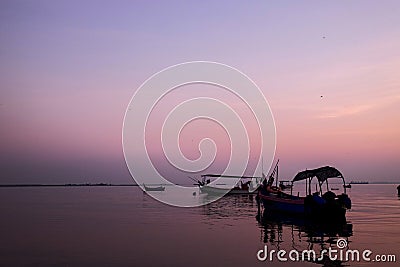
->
[[256, 209, 353, 267]]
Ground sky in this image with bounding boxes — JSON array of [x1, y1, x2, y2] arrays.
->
[[1, 1, 399, 184]]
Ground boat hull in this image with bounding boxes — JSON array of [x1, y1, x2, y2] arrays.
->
[[258, 192, 305, 214], [257, 190, 348, 222], [199, 185, 258, 195], [144, 185, 165, 192]]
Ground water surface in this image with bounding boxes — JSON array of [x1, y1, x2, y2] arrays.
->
[[1, 184, 399, 266]]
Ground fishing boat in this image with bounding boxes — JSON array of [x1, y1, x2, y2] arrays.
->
[[143, 184, 165, 192], [190, 174, 262, 195], [257, 163, 351, 222]]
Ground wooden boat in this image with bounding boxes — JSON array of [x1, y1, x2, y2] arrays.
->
[[199, 183, 259, 195], [191, 174, 262, 195], [143, 184, 165, 192], [257, 163, 351, 222]]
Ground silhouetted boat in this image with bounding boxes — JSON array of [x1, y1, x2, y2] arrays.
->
[[190, 174, 262, 195], [143, 184, 165, 192], [199, 183, 258, 195], [397, 185, 400, 196], [257, 163, 351, 222]]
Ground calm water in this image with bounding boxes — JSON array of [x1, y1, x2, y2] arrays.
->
[[1, 184, 399, 267]]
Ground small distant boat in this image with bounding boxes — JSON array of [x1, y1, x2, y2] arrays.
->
[[143, 184, 165, 192], [257, 162, 351, 222], [397, 185, 400, 196]]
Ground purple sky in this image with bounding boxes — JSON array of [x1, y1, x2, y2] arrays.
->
[[1, 1, 399, 184]]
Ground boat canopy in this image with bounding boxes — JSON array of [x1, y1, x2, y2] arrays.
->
[[292, 166, 343, 183]]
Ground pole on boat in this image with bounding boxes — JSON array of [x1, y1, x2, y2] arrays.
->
[[318, 180, 323, 195], [341, 175, 347, 194], [290, 181, 293, 196], [261, 155, 264, 176], [305, 178, 307, 197]]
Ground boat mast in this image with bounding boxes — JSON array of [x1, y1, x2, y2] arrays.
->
[[261, 155, 264, 184]]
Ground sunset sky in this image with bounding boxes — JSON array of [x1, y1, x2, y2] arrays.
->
[[1, 1, 399, 184]]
